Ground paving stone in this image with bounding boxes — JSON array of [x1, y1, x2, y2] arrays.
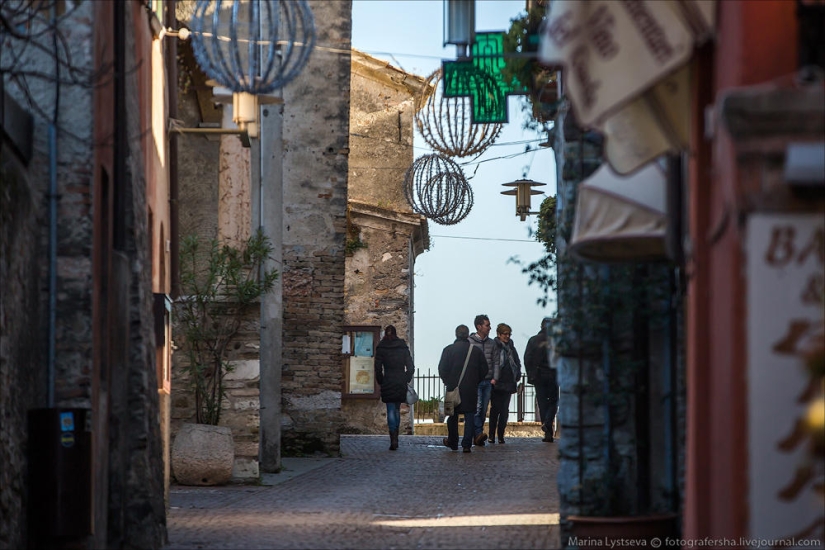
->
[[166, 434, 561, 549]]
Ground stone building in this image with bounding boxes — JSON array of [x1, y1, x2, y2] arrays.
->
[[171, 1, 357, 474], [171, 27, 429, 479], [1, 1, 171, 548], [342, 51, 429, 434]]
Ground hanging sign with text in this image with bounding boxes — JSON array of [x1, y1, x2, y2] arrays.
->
[[746, 214, 824, 541], [539, 0, 714, 126]]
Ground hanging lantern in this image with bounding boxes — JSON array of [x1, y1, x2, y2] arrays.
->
[[403, 154, 474, 226], [190, 0, 316, 94], [414, 69, 503, 159]]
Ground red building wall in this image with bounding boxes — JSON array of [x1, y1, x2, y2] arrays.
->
[[685, 0, 800, 539]]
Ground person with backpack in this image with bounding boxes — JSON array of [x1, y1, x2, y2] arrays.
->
[[524, 318, 559, 442]]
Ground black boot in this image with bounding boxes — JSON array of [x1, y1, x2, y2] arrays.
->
[[389, 430, 399, 451]]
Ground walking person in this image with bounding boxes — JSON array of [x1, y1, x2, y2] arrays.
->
[[489, 323, 522, 444], [438, 324, 488, 453], [469, 314, 499, 447], [374, 325, 415, 451], [524, 318, 559, 442]]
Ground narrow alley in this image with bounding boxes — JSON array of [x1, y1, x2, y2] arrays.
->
[[166, 435, 560, 550]]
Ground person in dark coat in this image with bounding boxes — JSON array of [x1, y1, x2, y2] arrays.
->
[[438, 324, 489, 452], [524, 317, 559, 442], [489, 322, 522, 444], [374, 325, 415, 451]]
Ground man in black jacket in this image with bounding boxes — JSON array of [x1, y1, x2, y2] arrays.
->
[[524, 318, 559, 442], [438, 324, 489, 452]]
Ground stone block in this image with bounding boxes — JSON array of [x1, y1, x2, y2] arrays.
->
[[171, 423, 234, 486], [224, 360, 259, 381], [232, 457, 259, 481]]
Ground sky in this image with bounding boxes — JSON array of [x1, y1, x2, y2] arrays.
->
[[351, 0, 557, 374]]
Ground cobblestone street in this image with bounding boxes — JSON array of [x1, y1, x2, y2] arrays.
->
[[166, 434, 560, 549]]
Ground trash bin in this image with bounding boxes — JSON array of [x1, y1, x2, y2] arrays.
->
[[27, 408, 92, 541]]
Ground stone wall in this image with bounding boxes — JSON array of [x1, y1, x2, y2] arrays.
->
[[341, 52, 428, 435], [278, 0, 353, 456], [170, 32, 262, 480], [0, 116, 45, 550], [554, 108, 686, 546], [0, 2, 166, 547], [171, 0, 355, 462]]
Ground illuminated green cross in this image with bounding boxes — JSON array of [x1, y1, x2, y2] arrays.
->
[[442, 32, 529, 124]]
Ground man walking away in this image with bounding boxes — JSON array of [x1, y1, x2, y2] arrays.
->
[[524, 318, 559, 442], [438, 324, 489, 453], [468, 314, 499, 446]]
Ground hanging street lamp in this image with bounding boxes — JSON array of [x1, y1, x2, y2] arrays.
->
[[501, 178, 546, 221], [187, 0, 316, 139]]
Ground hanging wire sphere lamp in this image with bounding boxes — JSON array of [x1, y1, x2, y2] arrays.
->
[[414, 69, 503, 159], [190, 0, 316, 94], [403, 154, 474, 226]]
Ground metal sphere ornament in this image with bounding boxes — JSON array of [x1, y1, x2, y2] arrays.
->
[[403, 154, 474, 226], [414, 69, 503, 159], [190, 0, 316, 94]]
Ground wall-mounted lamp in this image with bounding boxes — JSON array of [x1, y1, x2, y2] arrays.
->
[[169, 83, 283, 146], [501, 179, 546, 221], [443, 0, 475, 59]]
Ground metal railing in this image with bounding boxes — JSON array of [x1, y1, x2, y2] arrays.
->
[[411, 374, 539, 424]]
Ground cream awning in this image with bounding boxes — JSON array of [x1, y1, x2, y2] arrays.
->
[[569, 163, 668, 262]]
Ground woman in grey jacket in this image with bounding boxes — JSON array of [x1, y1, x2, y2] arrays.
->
[[489, 323, 522, 444]]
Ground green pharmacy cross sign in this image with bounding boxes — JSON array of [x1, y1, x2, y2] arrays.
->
[[443, 32, 529, 124]]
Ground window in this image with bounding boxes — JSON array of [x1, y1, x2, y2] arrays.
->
[[342, 326, 380, 398]]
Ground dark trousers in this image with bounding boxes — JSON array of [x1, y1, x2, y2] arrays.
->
[[446, 412, 474, 449], [534, 369, 559, 433], [489, 391, 512, 440]]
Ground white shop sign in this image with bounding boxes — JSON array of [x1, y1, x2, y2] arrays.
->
[[746, 214, 824, 541]]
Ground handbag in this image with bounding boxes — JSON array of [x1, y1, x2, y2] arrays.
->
[[406, 383, 419, 405], [444, 345, 473, 416]]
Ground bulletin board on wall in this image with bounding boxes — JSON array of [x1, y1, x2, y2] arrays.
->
[[342, 326, 380, 399]]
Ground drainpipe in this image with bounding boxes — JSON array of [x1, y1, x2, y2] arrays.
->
[[47, 1, 60, 407], [166, 0, 180, 298]]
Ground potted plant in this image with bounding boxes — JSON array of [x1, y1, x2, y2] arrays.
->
[[171, 230, 278, 485]]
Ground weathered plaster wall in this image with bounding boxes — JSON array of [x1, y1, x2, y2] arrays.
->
[[170, 34, 262, 480], [278, 0, 353, 456], [341, 52, 428, 434], [171, 1, 355, 463]]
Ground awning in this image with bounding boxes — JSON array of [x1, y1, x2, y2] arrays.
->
[[539, 0, 714, 174], [600, 64, 691, 175], [569, 162, 668, 262], [539, 0, 714, 126]]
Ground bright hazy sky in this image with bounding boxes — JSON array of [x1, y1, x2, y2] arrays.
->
[[351, 0, 557, 373]]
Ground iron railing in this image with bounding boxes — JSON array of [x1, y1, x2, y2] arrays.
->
[[411, 374, 539, 424]]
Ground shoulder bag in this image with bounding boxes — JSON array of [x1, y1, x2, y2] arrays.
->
[[406, 383, 419, 405], [444, 345, 473, 416]]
